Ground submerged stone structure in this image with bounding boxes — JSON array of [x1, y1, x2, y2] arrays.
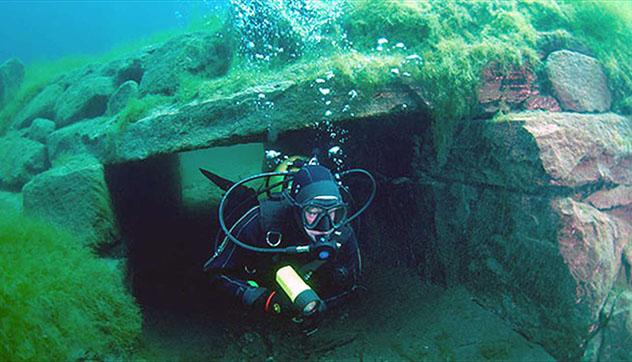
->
[[0, 21, 629, 359], [419, 111, 631, 360]]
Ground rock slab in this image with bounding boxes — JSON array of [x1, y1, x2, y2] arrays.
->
[[546, 50, 612, 112], [0, 133, 47, 190], [22, 157, 119, 251], [54, 75, 114, 127]]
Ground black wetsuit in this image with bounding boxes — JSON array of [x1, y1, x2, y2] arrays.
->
[[206, 203, 362, 312]]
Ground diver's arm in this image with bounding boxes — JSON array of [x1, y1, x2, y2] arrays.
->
[[322, 227, 362, 308], [211, 272, 268, 308], [208, 206, 269, 309]]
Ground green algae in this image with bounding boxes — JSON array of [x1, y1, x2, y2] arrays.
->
[[2, 0, 631, 162], [0, 208, 142, 361], [0, 12, 226, 135]]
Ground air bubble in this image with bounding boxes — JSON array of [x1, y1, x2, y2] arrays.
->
[[265, 149, 282, 159]]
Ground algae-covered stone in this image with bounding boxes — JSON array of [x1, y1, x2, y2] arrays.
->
[[54, 75, 114, 127], [26, 117, 56, 143], [47, 116, 115, 166], [107, 80, 138, 115], [0, 191, 22, 213], [229, 0, 306, 62], [101, 56, 145, 86], [424, 110, 632, 360], [22, 156, 119, 251], [583, 289, 632, 361], [14, 83, 64, 129], [112, 80, 421, 163], [0, 57, 25, 107], [554, 198, 632, 319], [440, 112, 632, 192], [546, 50, 612, 112], [0, 132, 47, 190], [140, 32, 231, 96]]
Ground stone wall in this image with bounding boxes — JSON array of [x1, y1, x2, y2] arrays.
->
[[419, 112, 632, 360]]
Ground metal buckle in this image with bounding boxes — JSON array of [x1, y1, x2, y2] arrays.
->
[[266, 231, 282, 247]]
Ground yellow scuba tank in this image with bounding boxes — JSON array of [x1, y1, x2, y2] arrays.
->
[[266, 155, 306, 195]]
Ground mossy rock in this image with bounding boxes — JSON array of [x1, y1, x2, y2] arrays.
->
[[13, 83, 64, 129], [0, 132, 48, 190], [22, 156, 120, 252], [0, 58, 25, 108], [53, 75, 114, 127], [0, 209, 141, 361], [140, 32, 232, 96]]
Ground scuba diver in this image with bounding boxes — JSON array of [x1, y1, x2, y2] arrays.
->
[[202, 156, 375, 333]]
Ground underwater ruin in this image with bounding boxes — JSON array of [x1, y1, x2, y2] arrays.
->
[[1, 1, 631, 360]]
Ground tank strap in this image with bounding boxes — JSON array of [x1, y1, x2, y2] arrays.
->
[[259, 198, 293, 247]]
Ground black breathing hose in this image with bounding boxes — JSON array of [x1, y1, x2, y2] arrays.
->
[[217, 168, 377, 255]]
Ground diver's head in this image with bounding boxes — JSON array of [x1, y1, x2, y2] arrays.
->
[[289, 164, 348, 241]]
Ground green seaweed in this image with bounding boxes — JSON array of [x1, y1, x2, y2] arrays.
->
[[2, 0, 631, 163], [117, 94, 173, 127], [0, 208, 142, 361], [563, 1, 632, 114]]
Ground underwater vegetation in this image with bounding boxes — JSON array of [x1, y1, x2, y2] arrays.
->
[[4, 0, 628, 162], [0, 208, 141, 361], [0, 1, 630, 358], [128, 0, 632, 161]]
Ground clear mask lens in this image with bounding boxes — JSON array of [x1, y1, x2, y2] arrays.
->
[[302, 204, 347, 230]]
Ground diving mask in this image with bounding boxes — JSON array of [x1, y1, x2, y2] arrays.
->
[[300, 197, 348, 232]]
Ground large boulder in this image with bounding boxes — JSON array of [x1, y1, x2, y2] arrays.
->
[[0, 132, 47, 190], [111, 79, 423, 163], [47, 117, 115, 165], [583, 289, 632, 362], [100, 56, 145, 86], [106, 80, 138, 115], [422, 111, 632, 360], [0, 191, 22, 213], [14, 83, 64, 129], [546, 50, 612, 112], [25, 118, 56, 143], [139, 32, 231, 96], [0, 58, 25, 107], [22, 156, 120, 252], [53, 75, 114, 127]]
